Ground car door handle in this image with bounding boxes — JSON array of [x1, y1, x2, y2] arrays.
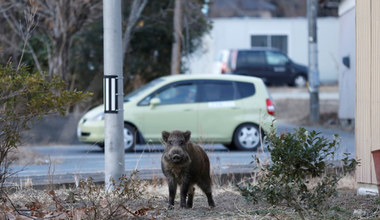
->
[[183, 109, 192, 111]]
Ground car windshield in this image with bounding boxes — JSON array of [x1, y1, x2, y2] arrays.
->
[[124, 78, 164, 102]]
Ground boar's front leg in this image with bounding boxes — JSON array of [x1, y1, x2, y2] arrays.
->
[[167, 179, 177, 208], [180, 182, 191, 208], [187, 186, 195, 208]]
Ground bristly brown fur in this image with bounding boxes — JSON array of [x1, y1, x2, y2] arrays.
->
[[161, 130, 215, 209]]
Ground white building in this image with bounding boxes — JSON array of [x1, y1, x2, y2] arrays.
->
[[338, 0, 355, 122], [187, 17, 339, 84]]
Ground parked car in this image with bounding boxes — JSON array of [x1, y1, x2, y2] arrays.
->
[[220, 47, 308, 87], [213, 49, 229, 74], [77, 74, 276, 151]]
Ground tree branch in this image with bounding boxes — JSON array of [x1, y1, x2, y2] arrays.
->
[[122, 0, 148, 60]]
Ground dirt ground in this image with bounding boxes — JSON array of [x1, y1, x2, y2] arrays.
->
[[147, 181, 379, 220], [4, 176, 379, 219]]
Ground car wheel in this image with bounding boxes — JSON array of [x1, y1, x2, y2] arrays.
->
[[123, 124, 136, 152], [233, 124, 262, 151], [293, 75, 307, 87]]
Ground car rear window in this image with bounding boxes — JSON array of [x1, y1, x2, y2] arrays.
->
[[236, 82, 255, 98], [199, 81, 235, 102]]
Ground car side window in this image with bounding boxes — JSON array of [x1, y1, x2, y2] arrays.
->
[[139, 82, 197, 106], [236, 51, 266, 68], [236, 82, 255, 99], [266, 51, 289, 65], [199, 81, 235, 102]]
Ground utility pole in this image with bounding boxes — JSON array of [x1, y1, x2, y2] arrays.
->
[[307, 0, 320, 122], [103, 0, 125, 190], [171, 0, 182, 75]]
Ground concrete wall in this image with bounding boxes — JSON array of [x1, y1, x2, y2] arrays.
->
[[338, 0, 355, 120], [186, 17, 339, 84]]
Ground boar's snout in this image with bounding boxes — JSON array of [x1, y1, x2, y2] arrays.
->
[[171, 153, 182, 163], [167, 148, 189, 164]]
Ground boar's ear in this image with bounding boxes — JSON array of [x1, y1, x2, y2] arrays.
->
[[184, 130, 191, 143], [162, 131, 170, 143]]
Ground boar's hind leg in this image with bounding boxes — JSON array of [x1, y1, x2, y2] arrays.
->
[[168, 180, 177, 208], [187, 186, 195, 208], [206, 192, 215, 208], [198, 181, 215, 208]]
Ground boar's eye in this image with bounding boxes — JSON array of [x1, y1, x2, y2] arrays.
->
[[179, 140, 184, 145], [168, 140, 173, 145]]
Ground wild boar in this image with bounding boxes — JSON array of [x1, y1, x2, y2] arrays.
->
[[161, 130, 215, 208]]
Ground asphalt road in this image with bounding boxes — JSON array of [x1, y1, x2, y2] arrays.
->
[[11, 143, 266, 177], [7, 122, 354, 187]]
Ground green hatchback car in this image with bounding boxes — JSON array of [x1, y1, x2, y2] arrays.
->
[[77, 74, 276, 151]]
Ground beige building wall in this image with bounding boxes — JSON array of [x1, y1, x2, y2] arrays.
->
[[356, 0, 380, 192]]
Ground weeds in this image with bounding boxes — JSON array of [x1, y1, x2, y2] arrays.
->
[[2, 170, 159, 219], [238, 127, 359, 220]]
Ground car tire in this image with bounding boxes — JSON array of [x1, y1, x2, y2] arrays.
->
[[292, 75, 307, 88], [123, 124, 136, 152], [233, 123, 262, 151]]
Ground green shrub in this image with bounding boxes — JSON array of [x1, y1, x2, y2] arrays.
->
[[239, 127, 358, 219], [0, 63, 90, 194]]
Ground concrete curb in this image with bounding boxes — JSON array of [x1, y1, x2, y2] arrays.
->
[[5, 165, 256, 190]]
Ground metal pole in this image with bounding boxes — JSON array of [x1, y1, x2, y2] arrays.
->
[[307, 0, 320, 122], [171, 0, 182, 75], [103, 0, 125, 190]]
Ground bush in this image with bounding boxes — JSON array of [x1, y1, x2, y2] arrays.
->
[[239, 127, 358, 219], [0, 64, 90, 198]]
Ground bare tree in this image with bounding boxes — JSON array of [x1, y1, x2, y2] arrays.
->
[[33, 0, 102, 82], [0, 1, 41, 72], [0, 0, 102, 83], [122, 0, 148, 60]]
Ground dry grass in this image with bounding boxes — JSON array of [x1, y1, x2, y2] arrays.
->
[[3, 180, 293, 219], [2, 172, 379, 220]]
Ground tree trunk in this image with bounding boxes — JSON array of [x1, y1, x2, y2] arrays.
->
[[49, 35, 71, 82], [122, 0, 148, 61]]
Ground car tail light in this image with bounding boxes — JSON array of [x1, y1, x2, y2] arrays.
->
[[221, 62, 227, 74], [266, 98, 275, 116]]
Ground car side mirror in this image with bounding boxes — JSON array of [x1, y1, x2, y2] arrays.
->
[[150, 97, 161, 108]]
